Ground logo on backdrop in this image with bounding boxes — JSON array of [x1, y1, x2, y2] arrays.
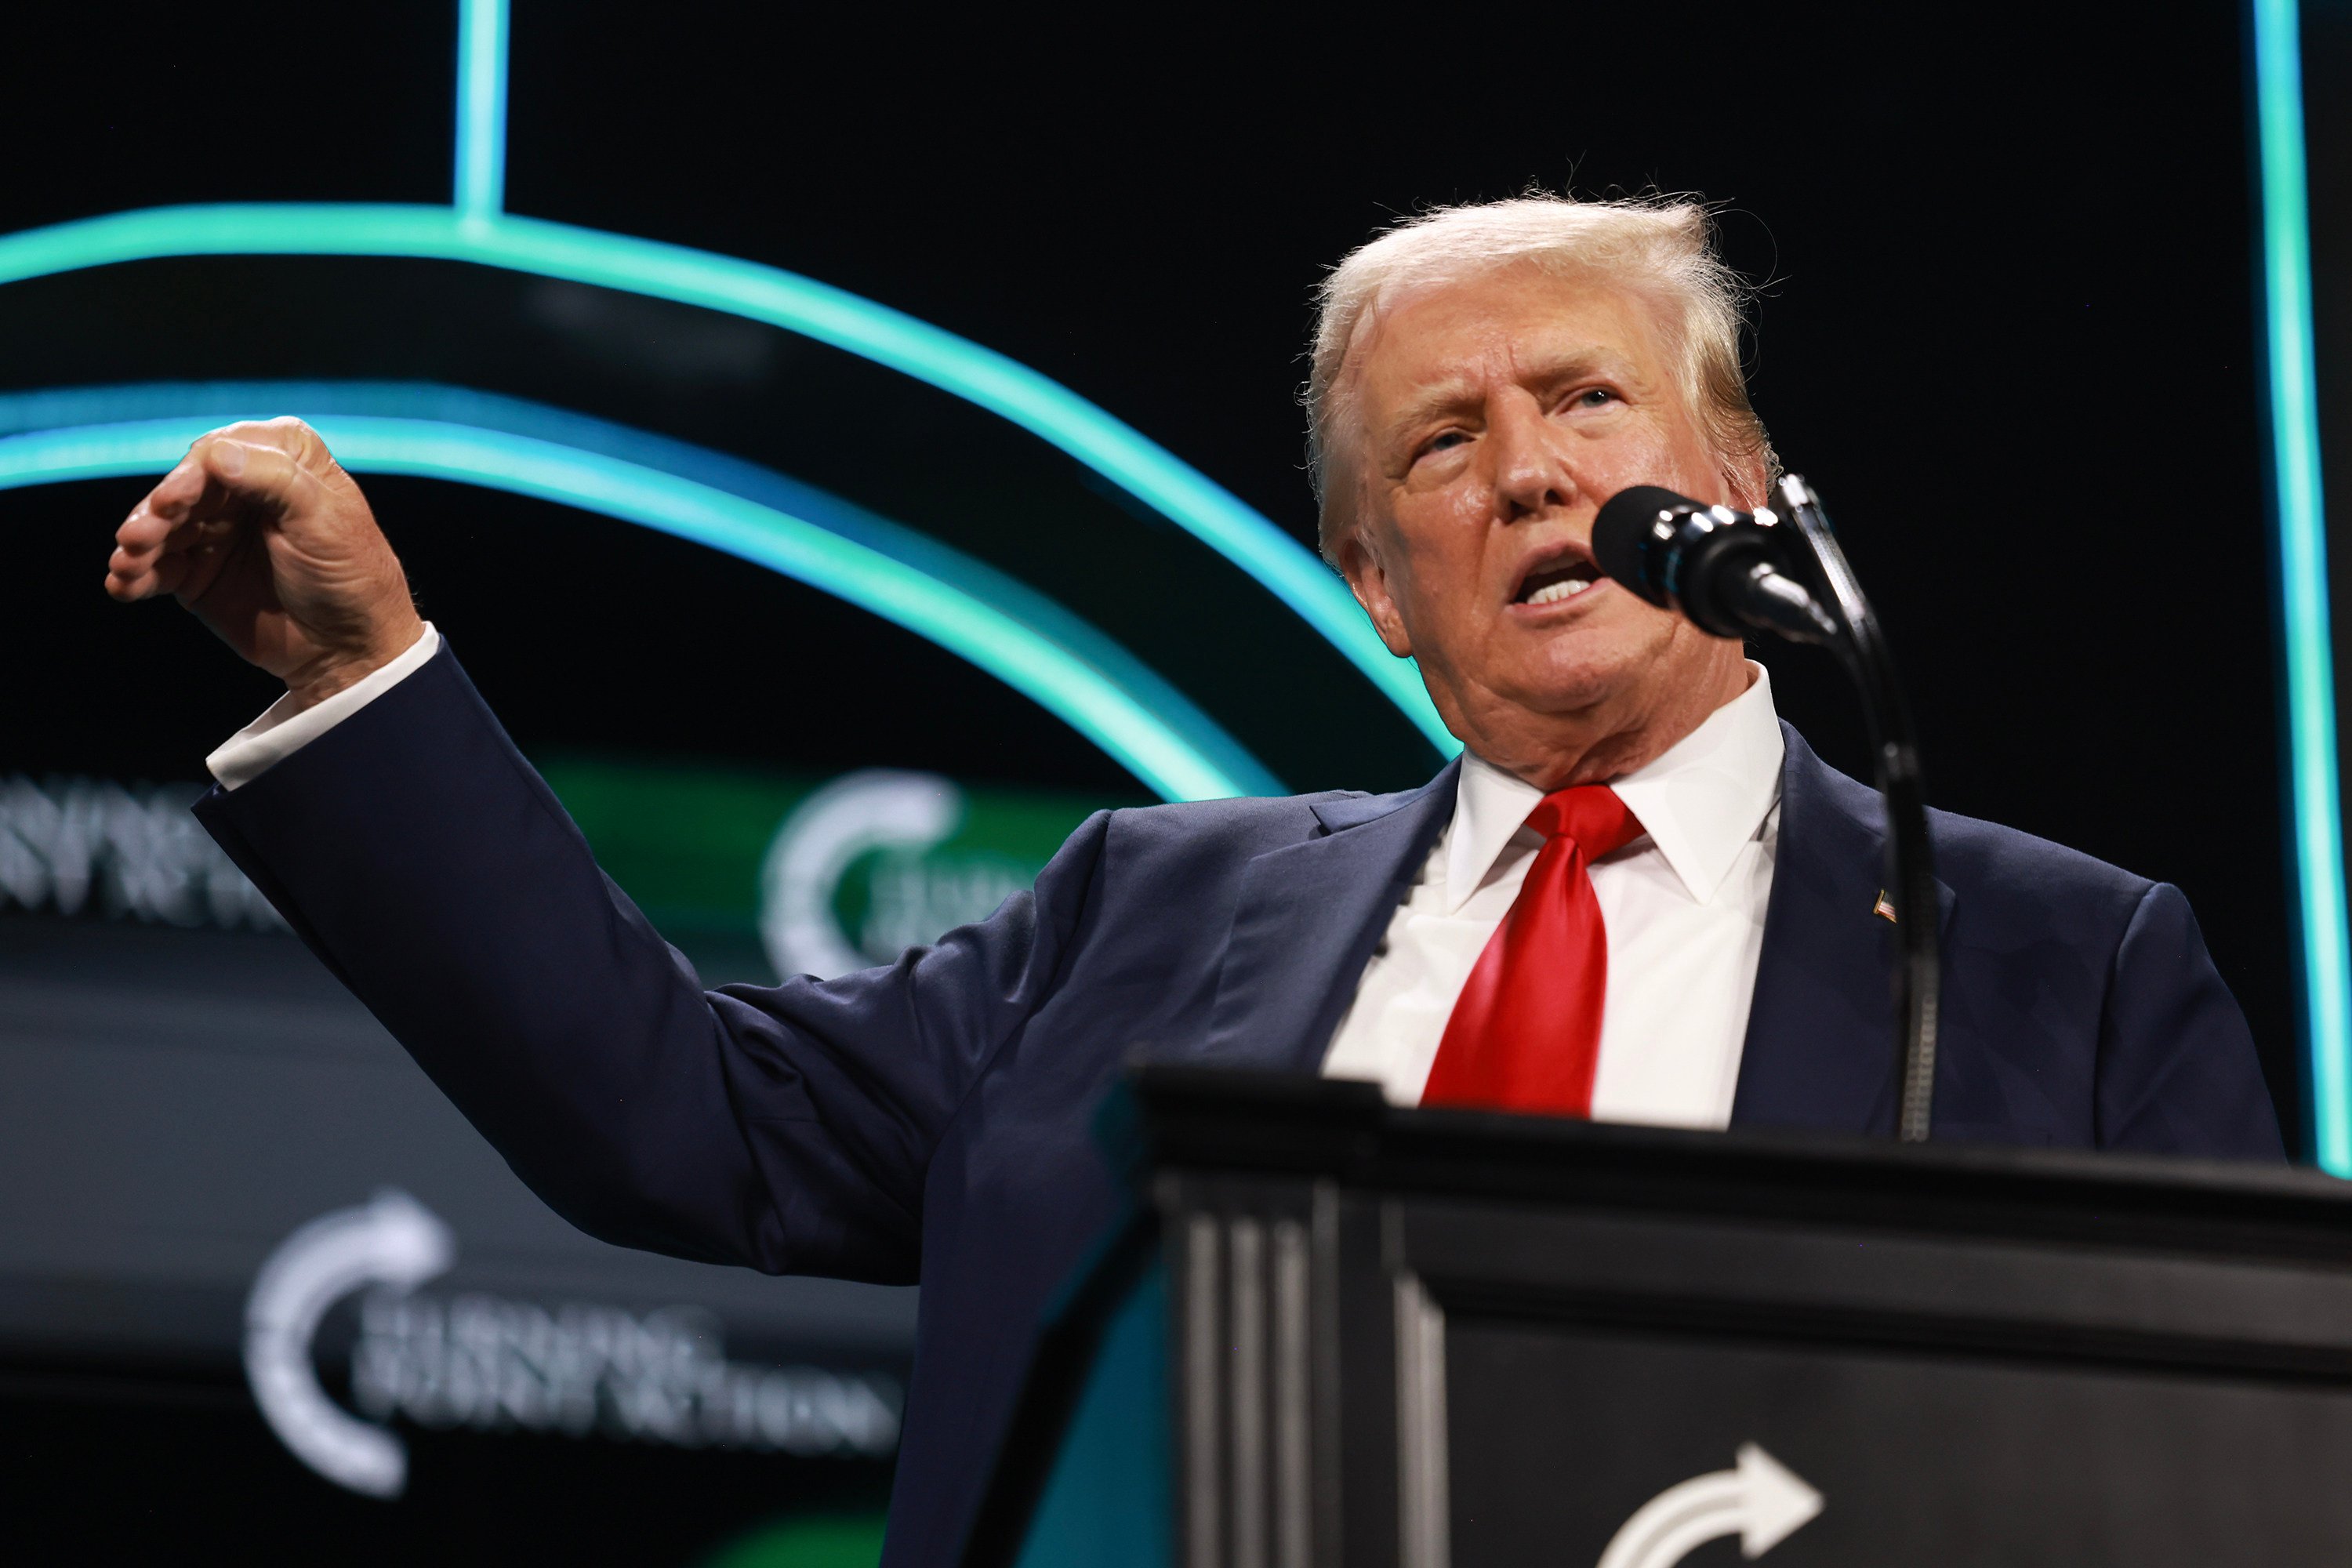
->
[[0, 775, 284, 931], [245, 1192, 902, 1498], [759, 769, 1032, 979], [245, 1190, 455, 1497]]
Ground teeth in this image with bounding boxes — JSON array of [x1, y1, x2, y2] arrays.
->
[[1524, 576, 1592, 606]]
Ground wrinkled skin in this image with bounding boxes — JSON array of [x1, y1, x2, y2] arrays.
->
[[106, 416, 422, 710], [1332, 263, 1762, 789]]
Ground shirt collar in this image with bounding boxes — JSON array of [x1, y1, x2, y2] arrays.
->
[[1442, 662, 1785, 913]]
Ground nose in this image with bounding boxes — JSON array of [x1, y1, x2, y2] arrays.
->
[[1488, 395, 1577, 523]]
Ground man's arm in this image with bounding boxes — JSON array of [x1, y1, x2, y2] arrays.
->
[[2096, 881, 2287, 1160], [114, 419, 1099, 1279], [206, 622, 441, 789], [196, 641, 1110, 1279]]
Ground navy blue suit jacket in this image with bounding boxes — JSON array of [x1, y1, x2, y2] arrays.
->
[[194, 644, 2281, 1565]]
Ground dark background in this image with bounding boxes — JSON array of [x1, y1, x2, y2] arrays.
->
[[0, 2, 2294, 1142]]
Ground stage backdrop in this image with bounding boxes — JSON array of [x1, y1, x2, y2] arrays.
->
[[0, 2, 2307, 1562]]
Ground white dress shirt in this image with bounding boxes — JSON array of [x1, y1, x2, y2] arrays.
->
[[1320, 666, 1784, 1129], [209, 630, 1784, 1130], [208, 622, 443, 791]]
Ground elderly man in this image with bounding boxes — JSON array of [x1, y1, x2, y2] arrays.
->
[[105, 196, 2279, 1563]]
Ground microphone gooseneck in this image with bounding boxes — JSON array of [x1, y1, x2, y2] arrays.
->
[[1593, 477, 1941, 1145]]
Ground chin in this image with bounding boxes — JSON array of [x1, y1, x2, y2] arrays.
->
[[1510, 630, 1664, 716]]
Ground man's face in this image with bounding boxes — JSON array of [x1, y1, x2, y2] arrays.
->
[[1334, 263, 1752, 782]]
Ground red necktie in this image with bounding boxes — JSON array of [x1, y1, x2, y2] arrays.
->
[[1421, 786, 1646, 1116]]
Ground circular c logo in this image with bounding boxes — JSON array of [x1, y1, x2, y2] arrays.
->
[[759, 771, 965, 980], [244, 1190, 456, 1498]]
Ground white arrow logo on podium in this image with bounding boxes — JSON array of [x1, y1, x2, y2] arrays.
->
[[1596, 1443, 1824, 1568]]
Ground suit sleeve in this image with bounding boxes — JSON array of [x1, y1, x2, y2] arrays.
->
[[194, 642, 1109, 1283], [2095, 881, 2286, 1160]]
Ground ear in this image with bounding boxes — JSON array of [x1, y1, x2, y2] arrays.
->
[[1335, 524, 1416, 659]]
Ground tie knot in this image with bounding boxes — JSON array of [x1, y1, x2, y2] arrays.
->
[[1525, 785, 1644, 858]]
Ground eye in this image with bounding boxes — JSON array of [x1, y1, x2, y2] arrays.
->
[[1569, 387, 1618, 410]]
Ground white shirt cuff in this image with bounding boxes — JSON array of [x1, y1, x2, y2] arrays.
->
[[206, 623, 441, 791]]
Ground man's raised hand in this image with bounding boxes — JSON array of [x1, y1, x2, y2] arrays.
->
[[105, 418, 424, 710]]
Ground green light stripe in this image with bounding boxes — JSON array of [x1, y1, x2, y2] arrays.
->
[[0, 416, 1279, 804], [0, 201, 1455, 760], [2254, 0, 2352, 1172], [456, 0, 509, 220]]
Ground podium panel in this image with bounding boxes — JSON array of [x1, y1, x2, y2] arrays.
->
[[1447, 1316, 2352, 1563], [969, 1070, 2352, 1568]]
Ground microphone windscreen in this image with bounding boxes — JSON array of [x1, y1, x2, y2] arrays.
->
[[1592, 485, 1700, 597]]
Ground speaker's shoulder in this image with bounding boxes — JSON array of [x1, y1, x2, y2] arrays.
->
[[1789, 728, 2157, 925], [1922, 803, 2151, 900], [1098, 788, 1377, 862]]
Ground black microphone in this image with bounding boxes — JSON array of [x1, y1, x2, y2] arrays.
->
[[1592, 485, 1840, 644], [1602, 476, 1943, 1141]]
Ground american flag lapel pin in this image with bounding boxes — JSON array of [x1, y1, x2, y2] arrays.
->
[[1873, 890, 1898, 923]]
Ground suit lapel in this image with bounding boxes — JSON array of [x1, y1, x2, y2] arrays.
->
[[1198, 762, 1461, 1075], [1732, 724, 1956, 1136], [1189, 729, 1952, 1116]]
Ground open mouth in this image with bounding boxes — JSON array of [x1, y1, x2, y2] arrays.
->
[[1511, 550, 1601, 608]]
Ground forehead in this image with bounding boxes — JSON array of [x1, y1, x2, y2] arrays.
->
[[1348, 264, 1667, 415]]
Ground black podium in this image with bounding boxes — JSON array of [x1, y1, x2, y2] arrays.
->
[[963, 1068, 2352, 1568]]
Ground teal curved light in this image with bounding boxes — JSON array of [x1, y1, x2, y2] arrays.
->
[[0, 202, 1455, 762], [0, 392, 1283, 805]]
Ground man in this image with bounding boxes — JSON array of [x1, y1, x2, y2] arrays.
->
[[104, 196, 2280, 1563]]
